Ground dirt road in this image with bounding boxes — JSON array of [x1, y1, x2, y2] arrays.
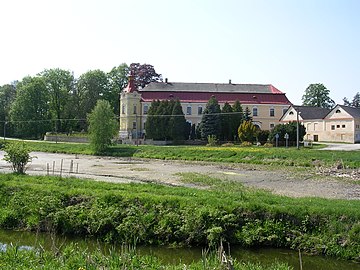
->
[[0, 151, 359, 200]]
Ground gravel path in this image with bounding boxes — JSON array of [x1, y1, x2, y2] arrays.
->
[[0, 151, 359, 200]]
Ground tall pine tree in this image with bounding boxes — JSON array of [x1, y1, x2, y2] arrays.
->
[[220, 102, 233, 141], [200, 96, 221, 140], [170, 99, 186, 141]]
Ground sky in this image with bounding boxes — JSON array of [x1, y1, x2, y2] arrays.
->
[[0, 0, 359, 105]]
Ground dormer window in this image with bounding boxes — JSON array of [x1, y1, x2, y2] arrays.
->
[[336, 109, 341, 113], [289, 111, 294, 115]]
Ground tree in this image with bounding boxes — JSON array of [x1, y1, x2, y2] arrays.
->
[[75, 70, 110, 130], [243, 107, 252, 122], [129, 63, 162, 88], [302, 83, 335, 109], [0, 83, 17, 137], [39, 68, 74, 133], [238, 120, 257, 143], [3, 141, 33, 174], [10, 76, 51, 139], [87, 100, 118, 153], [343, 92, 360, 108], [269, 121, 306, 144], [220, 102, 233, 141], [107, 63, 129, 115], [232, 100, 244, 140], [145, 100, 160, 139], [200, 96, 221, 140], [170, 99, 186, 141]]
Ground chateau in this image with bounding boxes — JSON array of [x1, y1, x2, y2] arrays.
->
[[119, 77, 292, 140]]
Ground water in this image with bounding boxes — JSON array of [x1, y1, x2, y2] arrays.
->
[[0, 229, 359, 270]]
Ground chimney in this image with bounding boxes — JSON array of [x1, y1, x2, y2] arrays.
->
[[165, 78, 168, 83], [229, 79, 232, 84]]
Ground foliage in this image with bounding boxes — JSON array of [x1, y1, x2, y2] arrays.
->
[[240, 141, 253, 147], [145, 99, 186, 141], [343, 92, 360, 108], [257, 130, 270, 143], [1, 173, 360, 261], [232, 100, 244, 140], [243, 107, 252, 121], [220, 102, 233, 141], [302, 83, 335, 109], [200, 96, 221, 140], [9, 76, 51, 139], [87, 100, 118, 153], [238, 121, 257, 142], [0, 83, 16, 137], [107, 63, 129, 115], [129, 63, 162, 88], [170, 99, 186, 141], [40, 68, 75, 133], [207, 135, 218, 146], [0, 245, 292, 270], [269, 122, 306, 144], [3, 141, 33, 174]]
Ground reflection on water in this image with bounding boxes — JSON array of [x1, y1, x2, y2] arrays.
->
[[0, 229, 359, 270]]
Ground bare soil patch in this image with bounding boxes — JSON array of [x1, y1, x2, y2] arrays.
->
[[0, 151, 359, 200]]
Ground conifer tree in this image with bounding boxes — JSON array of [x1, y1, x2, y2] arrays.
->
[[220, 102, 233, 141], [200, 96, 221, 140], [170, 99, 186, 141]]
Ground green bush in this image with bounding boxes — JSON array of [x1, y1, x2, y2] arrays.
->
[[3, 141, 33, 174]]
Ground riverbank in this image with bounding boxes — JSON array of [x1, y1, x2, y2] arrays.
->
[[0, 173, 359, 262]]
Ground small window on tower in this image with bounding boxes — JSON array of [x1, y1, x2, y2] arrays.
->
[[122, 105, 125, 114], [143, 104, 148, 115], [133, 105, 137, 114]]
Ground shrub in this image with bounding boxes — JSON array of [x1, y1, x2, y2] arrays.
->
[[221, 142, 234, 147], [207, 135, 218, 146], [3, 141, 33, 174], [263, 143, 274, 148], [240, 141, 253, 147]]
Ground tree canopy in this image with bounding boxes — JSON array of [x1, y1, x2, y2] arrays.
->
[[302, 83, 335, 109], [343, 92, 360, 108], [130, 63, 162, 89], [200, 96, 221, 140], [87, 100, 118, 153]]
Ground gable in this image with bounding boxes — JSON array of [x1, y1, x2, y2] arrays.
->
[[326, 105, 354, 120]]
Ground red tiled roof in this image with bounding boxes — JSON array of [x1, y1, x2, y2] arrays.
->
[[140, 91, 291, 105]]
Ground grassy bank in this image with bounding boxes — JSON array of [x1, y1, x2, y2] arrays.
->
[[20, 141, 360, 168], [0, 173, 359, 261], [0, 245, 291, 270]]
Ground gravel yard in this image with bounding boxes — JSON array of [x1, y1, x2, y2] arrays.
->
[[1, 151, 360, 200]]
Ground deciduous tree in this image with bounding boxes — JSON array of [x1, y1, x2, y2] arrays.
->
[[108, 63, 129, 115], [130, 63, 162, 88], [87, 100, 118, 153], [302, 83, 335, 109], [10, 76, 51, 139]]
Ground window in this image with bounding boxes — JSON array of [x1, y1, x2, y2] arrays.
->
[[143, 122, 146, 129], [252, 107, 258, 117], [342, 124, 346, 128], [336, 109, 341, 113], [289, 111, 294, 115], [122, 105, 125, 114], [270, 123, 275, 129], [187, 105, 192, 115], [270, 108, 275, 117], [357, 125, 360, 129], [336, 125, 340, 128], [133, 105, 137, 114], [132, 121, 136, 129], [282, 108, 288, 115], [198, 106, 203, 115], [143, 104, 148, 115], [331, 125, 335, 130]]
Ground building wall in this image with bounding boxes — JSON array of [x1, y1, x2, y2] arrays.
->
[[119, 91, 141, 139], [137, 101, 289, 134]]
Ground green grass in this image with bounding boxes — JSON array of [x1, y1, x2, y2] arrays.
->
[[0, 173, 360, 261], [0, 245, 292, 270], [20, 141, 360, 168]]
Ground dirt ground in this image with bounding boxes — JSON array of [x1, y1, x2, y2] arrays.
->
[[0, 151, 360, 200]]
